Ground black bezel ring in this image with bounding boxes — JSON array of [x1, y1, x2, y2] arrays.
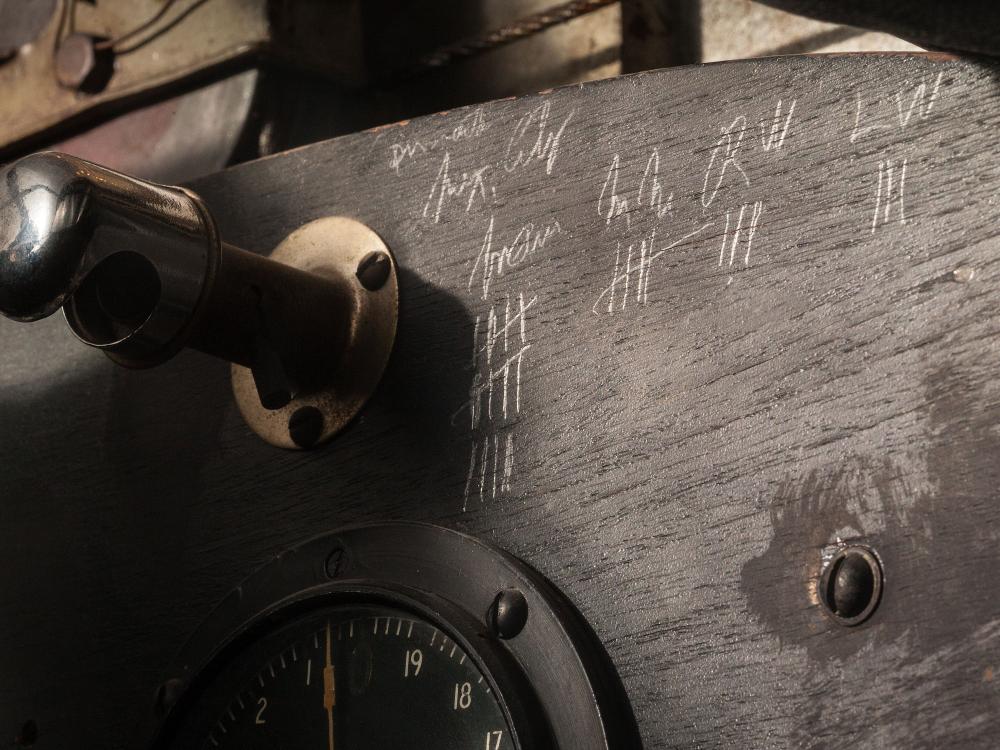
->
[[140, 522, 641, 750]]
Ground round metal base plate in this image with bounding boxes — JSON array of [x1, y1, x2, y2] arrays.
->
[[231, 217, 398, 449]]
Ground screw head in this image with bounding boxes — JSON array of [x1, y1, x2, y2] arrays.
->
[[153, 678, 185, 720], [55, 33, 112, 92], [325, 546, 346, 578], [288, 406, 324, 448], [356, 251, 391, 291], [819, 545, 883, 626], [488, 589, 528, 639]]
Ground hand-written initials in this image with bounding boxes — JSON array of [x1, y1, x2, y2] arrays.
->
[[598, 150, 673, 231], [702, 98, 795, 209], [469, 215, 561, 300], [423, 152, 492, 223], [503, 101, 574, 176]]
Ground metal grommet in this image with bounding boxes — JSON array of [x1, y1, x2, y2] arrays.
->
[[487, 589, 529, 639], [232, 217, 399, 449], [819, 545, 883, 626]]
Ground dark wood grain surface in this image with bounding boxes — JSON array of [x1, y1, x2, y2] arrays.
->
[[2, 53, 1000, 748]]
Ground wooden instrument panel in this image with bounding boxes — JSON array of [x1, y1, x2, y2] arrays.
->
[[2, 53, 999, 747]]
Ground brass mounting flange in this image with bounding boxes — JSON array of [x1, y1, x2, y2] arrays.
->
[[0, 153, 398, 450], [232, 217, 399, 449]]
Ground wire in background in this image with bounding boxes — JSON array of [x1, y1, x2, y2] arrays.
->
[[55, 0, 211, 55], [417, 0, 619, 71]]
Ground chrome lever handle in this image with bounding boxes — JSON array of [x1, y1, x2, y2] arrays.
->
[[0, 152, 399, 448], [0, 151, 211, 327]]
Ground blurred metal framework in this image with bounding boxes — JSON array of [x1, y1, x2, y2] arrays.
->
[[0, 0, 925, 183]]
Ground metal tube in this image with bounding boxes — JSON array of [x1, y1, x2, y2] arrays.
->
[[187, 243, 353, 394], [0, 151, 354, 394]]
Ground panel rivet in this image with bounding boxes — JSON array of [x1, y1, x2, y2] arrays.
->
[[153, 678, 185, 719], [356, 251, 391, 291], [288, 406, 324, 448], [488, 589, 528, 639], [325, 546, 346, 578], [819, 545, 883, 626], [55, 33, 113, 92]]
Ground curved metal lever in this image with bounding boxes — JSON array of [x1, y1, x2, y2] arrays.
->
[[0, 151, 212, 325], [0, 152, 399, 448]]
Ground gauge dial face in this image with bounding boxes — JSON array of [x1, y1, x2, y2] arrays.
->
[[169, 603, 512, 750]]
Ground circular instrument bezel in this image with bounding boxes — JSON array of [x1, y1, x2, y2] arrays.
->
[[157, 586, 548, 748], [141, 522, 641, 749]]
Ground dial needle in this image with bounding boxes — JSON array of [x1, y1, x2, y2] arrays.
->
[[324, 621, 336, 750]]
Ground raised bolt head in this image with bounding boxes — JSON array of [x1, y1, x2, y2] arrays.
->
[[819, 545, 883, 626], [153, 678, 185, 719], [55, 34, 112, 92], [325, 546, 346, 578], [356, 251, 391, 291], [488, 588, 528, 639], [288, 405, 324, 449]]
